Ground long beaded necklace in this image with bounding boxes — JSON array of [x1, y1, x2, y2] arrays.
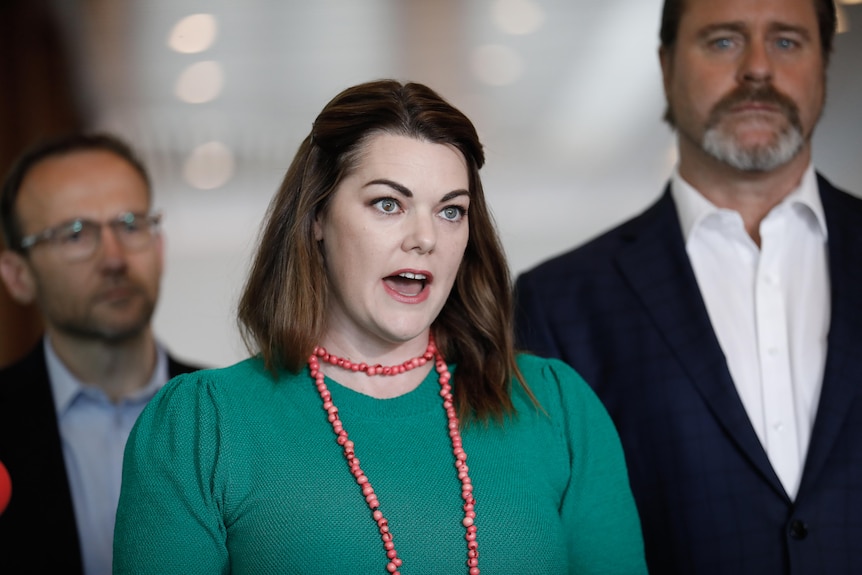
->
[[308, 335, 479, 575]]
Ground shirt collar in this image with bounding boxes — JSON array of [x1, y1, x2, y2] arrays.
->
[[670, 164, 827, 243], [45, 336, 171, 417]]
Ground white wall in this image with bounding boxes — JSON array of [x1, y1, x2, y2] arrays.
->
[[65, 1, 861, 368]]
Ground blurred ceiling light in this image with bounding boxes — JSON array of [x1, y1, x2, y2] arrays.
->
[[168, 14, 218, 53], [175, 61, 224, 103], [492, 0, 545, 35], [183, 141, 235, 190], [471, 44, 524, 86], [839, 0, 861, 4], [837, 4, 849, 33]]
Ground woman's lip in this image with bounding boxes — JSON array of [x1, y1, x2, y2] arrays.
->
[[387, 269, 434, 282], [381, 270, 431, 304], [382, 282, 430, 304]]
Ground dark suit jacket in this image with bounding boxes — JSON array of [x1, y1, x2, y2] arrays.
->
[[0, 341, 202, 574], [514, 174, 862, 575]]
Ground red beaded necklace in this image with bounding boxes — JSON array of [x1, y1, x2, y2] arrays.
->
[[308, 335, 479, 575]]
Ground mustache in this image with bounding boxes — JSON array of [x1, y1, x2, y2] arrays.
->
[[707, 84, 802, 131], [95, 275, 148, 297]]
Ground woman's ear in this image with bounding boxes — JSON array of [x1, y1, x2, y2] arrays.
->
[[313, 214, 324, 241]]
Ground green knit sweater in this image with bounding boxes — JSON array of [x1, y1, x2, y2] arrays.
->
[[113, 353, 646, 574]]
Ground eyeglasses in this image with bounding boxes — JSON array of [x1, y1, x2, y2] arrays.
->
[[19, 211, 162, 262]]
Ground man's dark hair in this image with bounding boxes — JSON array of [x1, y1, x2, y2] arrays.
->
[[0, 132, 150, 251], [659, 0, 837, 61]]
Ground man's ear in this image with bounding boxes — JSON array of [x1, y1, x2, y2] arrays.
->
[[0, 250, 38, 304], [659, 45, 673, 98]]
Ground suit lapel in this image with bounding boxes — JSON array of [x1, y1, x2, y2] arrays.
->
[[614, 189, 787, 497], [799, 176, 862, 494]]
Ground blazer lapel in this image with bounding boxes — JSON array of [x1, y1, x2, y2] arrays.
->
[[798, 176, 862, 494], [614, 189, 787, 497]]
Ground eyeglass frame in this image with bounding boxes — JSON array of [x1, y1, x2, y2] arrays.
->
[[18, 211, 163, 261]]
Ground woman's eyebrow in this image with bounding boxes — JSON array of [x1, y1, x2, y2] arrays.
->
[[364, 178, 412, 197], [441, 189, 470, 202], [364, 179, 470, 202]]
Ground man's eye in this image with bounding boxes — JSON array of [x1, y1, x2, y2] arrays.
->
[[116, 214, 145, 234], [775, 37, 799, 50], [373, 198, 400, 213], [710, 37, 735, 50], [61, 231, 84, 244], [58, 222, 91, 244], [120, 220, 143, 233]]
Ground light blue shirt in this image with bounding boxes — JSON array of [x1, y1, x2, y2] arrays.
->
[[45, 337, 170, 575]]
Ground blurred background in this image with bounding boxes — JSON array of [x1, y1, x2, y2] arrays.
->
[[1, 0, 860, 369]]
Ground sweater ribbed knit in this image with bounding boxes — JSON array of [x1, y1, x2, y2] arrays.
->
[[114, 353, 646, 574]]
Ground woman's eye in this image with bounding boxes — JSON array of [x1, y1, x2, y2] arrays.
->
[[373, 198, 400, 214], [440, 206, 466, 222]]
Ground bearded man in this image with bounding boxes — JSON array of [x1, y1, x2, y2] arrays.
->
[[514, 0, 862, 573]]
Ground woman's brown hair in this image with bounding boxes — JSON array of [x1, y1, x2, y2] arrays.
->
[[238, 79, 529, 423]]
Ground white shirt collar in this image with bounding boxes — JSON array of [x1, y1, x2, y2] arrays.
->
[[670, 164, 828, 244]]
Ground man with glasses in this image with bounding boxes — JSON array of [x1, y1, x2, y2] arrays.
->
[[0, 133, 202, 575]]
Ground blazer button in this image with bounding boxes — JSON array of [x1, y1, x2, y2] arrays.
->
[[789, 519, 808, 540]]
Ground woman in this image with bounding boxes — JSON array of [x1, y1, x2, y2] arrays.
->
[[113, 80, 646, 574]]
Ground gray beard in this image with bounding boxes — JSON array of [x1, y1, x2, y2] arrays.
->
[[701, 123, 804, 172]]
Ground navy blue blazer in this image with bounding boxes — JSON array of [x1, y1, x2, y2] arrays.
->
[[514, 174, 862, 575], [0, 341, 202, 575]]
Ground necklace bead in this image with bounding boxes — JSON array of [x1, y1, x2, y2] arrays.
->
[[313, 345, 434, 377], [309, 336, 478, 574]]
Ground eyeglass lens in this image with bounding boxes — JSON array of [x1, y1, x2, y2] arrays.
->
[[29, 213, 160, 261]]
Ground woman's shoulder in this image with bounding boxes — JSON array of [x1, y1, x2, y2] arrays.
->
[[138, 356, 304, 434], [169, 355, 265, 383], [514, 352, 587, 387], [160, 355, 294, 403], [513, 352, 606, 419]]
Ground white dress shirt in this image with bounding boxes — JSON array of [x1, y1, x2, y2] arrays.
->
[[46, 337, 170, 575], [671, 165, 830, 500]]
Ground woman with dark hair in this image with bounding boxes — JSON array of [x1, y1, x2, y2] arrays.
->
[[113, 80, 646, 574]]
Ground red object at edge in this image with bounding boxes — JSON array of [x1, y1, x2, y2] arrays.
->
[[0, 459, 11, 515]]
